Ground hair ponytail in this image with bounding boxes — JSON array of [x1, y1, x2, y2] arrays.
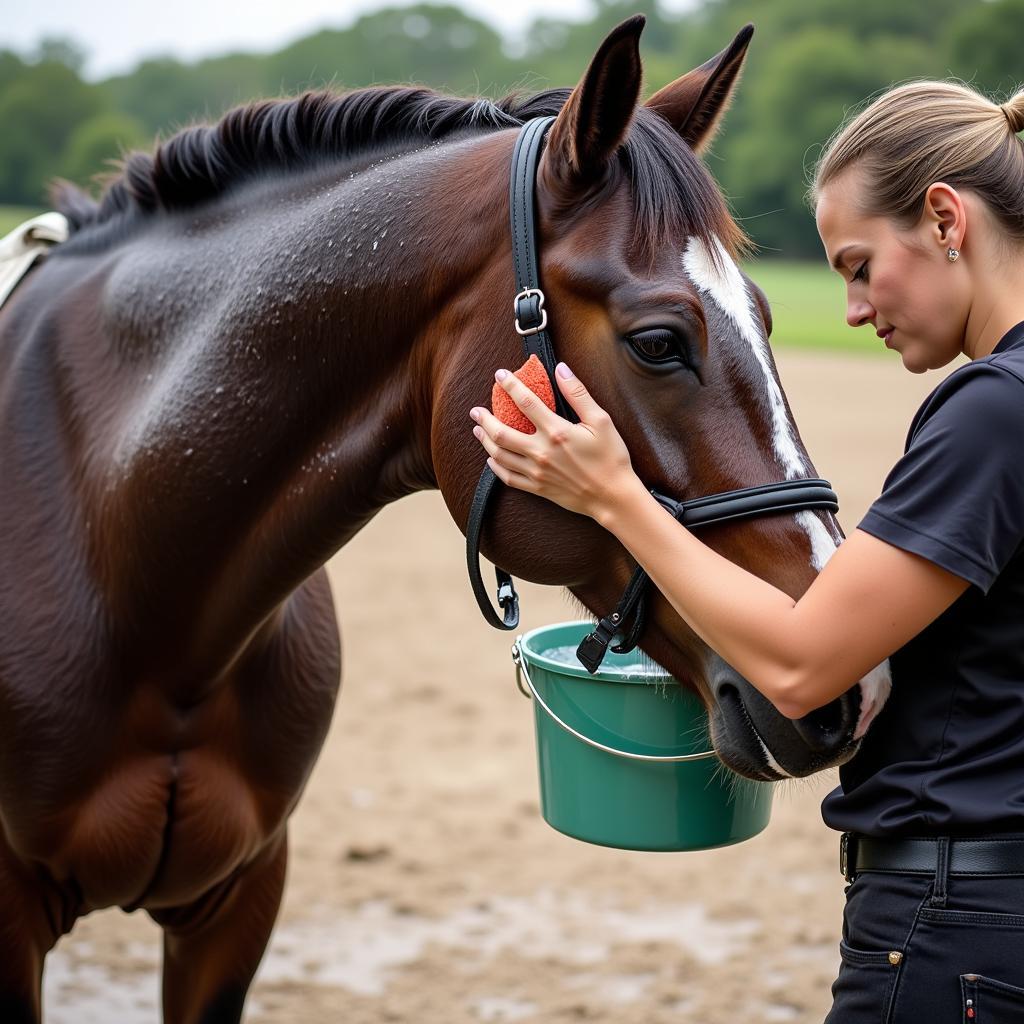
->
[[1000, 89, 1024, 134]]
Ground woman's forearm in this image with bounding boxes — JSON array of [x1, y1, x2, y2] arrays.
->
[[596, 476, 806, 718]]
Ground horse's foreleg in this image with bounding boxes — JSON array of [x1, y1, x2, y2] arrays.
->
[[0, 836, 77, 1023], [150, 832, 288, 1024]]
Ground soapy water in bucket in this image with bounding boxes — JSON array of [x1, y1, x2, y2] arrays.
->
[[542, 644, 671, 680]]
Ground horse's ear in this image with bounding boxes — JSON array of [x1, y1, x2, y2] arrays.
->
[[644, 24, 753, 155], [540, 15, 645, 192]]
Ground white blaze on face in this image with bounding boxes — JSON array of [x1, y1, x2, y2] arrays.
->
[[681, 234, 891, 745], [681, 235, 836, 556]]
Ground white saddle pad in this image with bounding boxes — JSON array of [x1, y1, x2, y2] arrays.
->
[[0, 211, 70, 310]]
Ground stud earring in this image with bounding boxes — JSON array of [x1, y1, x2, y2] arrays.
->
[[947, 247, 960, 262]]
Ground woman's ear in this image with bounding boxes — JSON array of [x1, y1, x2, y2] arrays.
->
[[923, 182, 966, 254]]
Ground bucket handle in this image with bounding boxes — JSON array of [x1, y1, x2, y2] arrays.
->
[[511, 638, 718, 763]]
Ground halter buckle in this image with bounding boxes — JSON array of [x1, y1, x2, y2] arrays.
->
[[514, 287, 547, 336]]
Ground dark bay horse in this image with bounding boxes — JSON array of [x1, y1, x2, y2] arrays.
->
[[0, 16, 890, 1021]]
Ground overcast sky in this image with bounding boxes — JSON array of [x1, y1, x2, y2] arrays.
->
[[6, 1, 700, 80]]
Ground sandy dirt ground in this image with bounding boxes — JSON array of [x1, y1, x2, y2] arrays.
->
[[42, 348, 959, 1023]]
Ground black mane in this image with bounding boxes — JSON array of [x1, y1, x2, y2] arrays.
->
[[53, 84, 748, 261]]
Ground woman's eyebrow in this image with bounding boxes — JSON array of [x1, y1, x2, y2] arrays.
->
[[830, 244, 857, 272]]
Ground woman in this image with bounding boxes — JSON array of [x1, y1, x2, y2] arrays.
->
[[469, 80, 1024, 1021]]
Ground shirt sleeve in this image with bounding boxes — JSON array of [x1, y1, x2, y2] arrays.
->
[[856, 362, 1024, 594]]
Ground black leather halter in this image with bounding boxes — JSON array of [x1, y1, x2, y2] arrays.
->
[[465, 116, 840, 673]]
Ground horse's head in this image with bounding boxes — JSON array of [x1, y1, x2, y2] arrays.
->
[[433, 17, 891, 781]]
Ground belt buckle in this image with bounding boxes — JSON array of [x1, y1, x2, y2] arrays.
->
[[840, 832, 858, 882]]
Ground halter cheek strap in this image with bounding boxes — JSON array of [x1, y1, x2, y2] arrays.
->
[[466, 116, 567, 632]]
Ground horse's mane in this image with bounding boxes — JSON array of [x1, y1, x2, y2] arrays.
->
[[51, 84, 748, 261]]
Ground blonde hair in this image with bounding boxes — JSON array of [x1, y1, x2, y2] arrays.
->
[[809, 80, 1024, 245]]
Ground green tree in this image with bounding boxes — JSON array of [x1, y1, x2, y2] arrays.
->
[[515, 0, 686, 92], [0, 58, 104, 204], [0, 49, 28, 93], [268, 3, 520, 94], [691, 0, 972, 52], [943, 0, 1024, 97], [102, 54, 266, 138], [33, 36, 87, 74], [720, 27, 933, 257], [59, 111, 148, 190]]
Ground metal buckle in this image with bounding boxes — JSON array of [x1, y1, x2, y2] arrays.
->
[[513, 287, 547, 336], [497, 580, 515, 607], [840, 832, 858, 882]]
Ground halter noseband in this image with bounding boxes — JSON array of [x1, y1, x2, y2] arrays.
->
[[465, 116, 839, 673]]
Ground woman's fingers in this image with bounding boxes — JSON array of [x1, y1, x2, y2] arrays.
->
[[485, 455, 537, 492], [473, 425, 539, 481], [469, 405, 536, 457], [554, 363, 607, 426]]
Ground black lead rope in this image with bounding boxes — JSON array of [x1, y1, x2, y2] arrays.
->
[[465, 117, 840, 673], [466, 468, 519, 629]]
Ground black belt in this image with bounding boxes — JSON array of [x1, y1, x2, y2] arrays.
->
[[841, 831, 1024, 882]]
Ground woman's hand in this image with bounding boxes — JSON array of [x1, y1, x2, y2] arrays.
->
[[468, 361, 640, 522]]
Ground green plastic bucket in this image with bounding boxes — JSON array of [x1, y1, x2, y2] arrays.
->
[[512, 620, 774, 852]]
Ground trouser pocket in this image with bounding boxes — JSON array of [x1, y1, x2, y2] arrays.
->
[[825, 939, 903, 1023], [961, 972, 1024, 1022]]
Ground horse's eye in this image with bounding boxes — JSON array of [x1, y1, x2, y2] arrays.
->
[[626, 328, 691, 367]]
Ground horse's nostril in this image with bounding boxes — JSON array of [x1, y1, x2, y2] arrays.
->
[[792, 695, 854, 752], [715, 679, 740, 704]]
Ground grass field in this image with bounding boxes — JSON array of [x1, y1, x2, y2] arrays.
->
[[742, 260, 882, 355], [0, 204, 879, 356], [0, 205, 45, 236]]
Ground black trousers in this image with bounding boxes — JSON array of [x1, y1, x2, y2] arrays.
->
[[825, 837, 1024, 1022]]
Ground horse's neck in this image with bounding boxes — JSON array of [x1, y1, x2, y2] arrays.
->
[[59, 137, 507, 675]]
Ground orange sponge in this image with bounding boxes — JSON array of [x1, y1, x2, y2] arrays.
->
[[491, 354, 556, 435]]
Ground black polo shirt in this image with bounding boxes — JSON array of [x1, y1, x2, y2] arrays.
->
[[821, 320, 1024, 838]]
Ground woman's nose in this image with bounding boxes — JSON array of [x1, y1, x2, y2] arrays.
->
[[846, 298, 875, 328]]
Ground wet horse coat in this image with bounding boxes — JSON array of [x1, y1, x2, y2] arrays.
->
[[0, 17, 888, 1022]]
